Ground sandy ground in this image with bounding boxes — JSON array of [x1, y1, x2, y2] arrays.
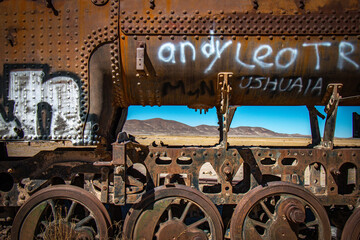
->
[[5, 135, 360, 157]]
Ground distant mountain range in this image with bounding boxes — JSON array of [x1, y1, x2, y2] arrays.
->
[[123, 118, 306, 138]]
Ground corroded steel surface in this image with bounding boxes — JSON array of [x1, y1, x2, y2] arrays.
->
[[0, 0, 121, 145], [119, 0, 360, 108], [0, 0, 360, 144], [0, 0, 359, 239]]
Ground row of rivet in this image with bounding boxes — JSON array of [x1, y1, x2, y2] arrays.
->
[[120, 12, 359, 35], [121, 34, 359, 41], [111, 39, 128, 107], [121, 9, 360, 15]]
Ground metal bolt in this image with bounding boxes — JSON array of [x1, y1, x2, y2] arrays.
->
[[313, 163, 320, 170], [331, 168, 341, 176], [223, 166, 232, 175]]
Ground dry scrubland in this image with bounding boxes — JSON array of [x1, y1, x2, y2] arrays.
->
[[6, 136, 360, 157], [134, 135, 360, 147]]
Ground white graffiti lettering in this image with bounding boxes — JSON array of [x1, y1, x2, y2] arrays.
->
[[239, 77, 322, 96], [302, 42, 331, 70], [338, 41, 359, 69], [201, 35, 215, 58], [158, 42, 176, 63], [180, 41, 196, 63], [275, 48, 298, 69], [202, 31, 232, 73], [235, 43, 255, 69], [263, 77, 278, 91], [253, 45, 274, 68], [157, 38, 359, 73]]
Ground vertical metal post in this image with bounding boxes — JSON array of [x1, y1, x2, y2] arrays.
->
[[307, 106, 323, 146], [353, 112, 360, 138], [320, 84, 342, 149], [217, 72, 235, 149]]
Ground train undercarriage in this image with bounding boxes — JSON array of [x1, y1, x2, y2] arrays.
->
[[1, 95, 359, 240]]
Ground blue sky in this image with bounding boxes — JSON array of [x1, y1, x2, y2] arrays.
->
[[127, 105, 360, 138]]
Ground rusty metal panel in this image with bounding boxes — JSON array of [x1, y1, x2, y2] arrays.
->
[[0, 0, 120, 144], [119, 0, 360, 109]]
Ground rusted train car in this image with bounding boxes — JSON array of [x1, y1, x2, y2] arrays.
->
[[0, 0, 360, 239]]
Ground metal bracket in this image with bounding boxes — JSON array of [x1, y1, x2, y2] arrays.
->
[[136, 42, 145, 71], [217, 72, 236, 149], [319, 84, 343, 149], [307, 106, 325, 146], [353, 112, 360, 138], [112, 135, 127, 205]]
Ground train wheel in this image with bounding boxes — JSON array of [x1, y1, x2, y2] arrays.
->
[[123, 184, 223, 240], [230, 181, 331, 240], [341, 208, 360, 240], [11, 185, 111, 240]]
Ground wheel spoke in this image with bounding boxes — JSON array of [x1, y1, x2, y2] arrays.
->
[[249, 218, 268, 229], [305, 219, 319, 228], [187, 217, 208, 230], [260, 201, 274, 221], [65, 201, 77, 222], [179, 201, 192, 222], [47, 199, 57, 220], [168, 207, 173, 220], [75, 214, 94, 228], [40, 220, 49, 227]]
